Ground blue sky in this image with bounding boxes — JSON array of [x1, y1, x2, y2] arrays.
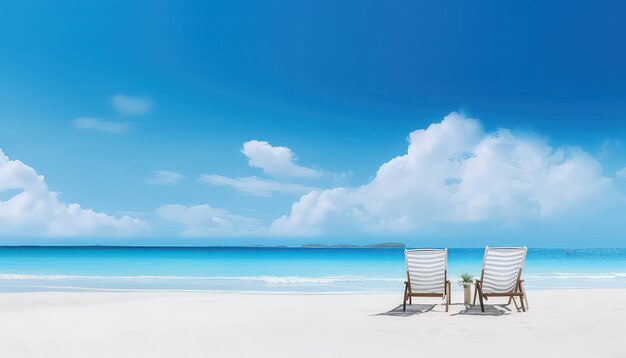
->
[[0, 1, 625, 246]]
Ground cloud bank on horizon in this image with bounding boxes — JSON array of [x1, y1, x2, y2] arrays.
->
[[0, 149, 146, 237], [155, 204, 262, 237], [0, 112, 623, 239], [271, 113, 614, 236]]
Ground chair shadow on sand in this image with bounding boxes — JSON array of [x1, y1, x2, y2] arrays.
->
[[376, 303, 516, 317], [452, 303, 513, 316], [375, 304, 436, 317]]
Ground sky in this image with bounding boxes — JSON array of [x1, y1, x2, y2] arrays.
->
[[1, 1, 626, 247]]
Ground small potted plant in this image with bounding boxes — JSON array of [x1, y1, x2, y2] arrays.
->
[[459, 273, 474, 305]]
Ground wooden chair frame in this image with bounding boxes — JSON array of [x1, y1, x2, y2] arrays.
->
[[473, 247, 528, 313], [403, 271, 451, 312], [402, 249, 451, 312]]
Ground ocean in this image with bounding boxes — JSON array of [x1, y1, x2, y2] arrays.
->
[[0, 247, 624, 293]]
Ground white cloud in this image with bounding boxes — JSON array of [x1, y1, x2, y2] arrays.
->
[[241, 140, 321, 178], [156, 204, 262, 236], [144, 170, 184, 185], [617, 167, 626, 180], [199, 174, 318, 197], [73, 117, 132, 133], [271, 113, 613, 236], [111, 95, 152, 115], [597, 139, 621, 159], [74, 95, 151, 133], [0, 148, 146, 237]]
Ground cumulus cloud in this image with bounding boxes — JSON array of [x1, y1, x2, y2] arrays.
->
[[242, 140, 321, 179], [144, 170, 184, 185], [199, 174, 318, 197], [156, 204, 262, 236], [271, 113, 613, 236], [73, 117, 132, 133], [0, 148, 146, 237], [617, 167, 626, 180], [111, 95, 152, 115]]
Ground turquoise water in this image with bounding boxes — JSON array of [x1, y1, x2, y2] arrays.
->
[[0, 247, 624, 292]]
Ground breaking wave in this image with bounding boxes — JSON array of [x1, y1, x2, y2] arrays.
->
[[524, 272, 626, 280], [0, 274, 402, 285]]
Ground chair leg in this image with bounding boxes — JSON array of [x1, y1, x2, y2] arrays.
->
[[518, 281, 526, 312], [520, 281, 529, 311], [511, 296, 520, 311], [476, 282, 485, 312], [403, 283, 408, 312], [446, 281, 452, 312], [409, 296, 412, 305]]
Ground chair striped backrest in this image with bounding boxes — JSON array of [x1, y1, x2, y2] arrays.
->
[[405, 249, 447, 294], [481, 247, 527, 293]]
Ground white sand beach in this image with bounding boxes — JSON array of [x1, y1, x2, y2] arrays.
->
[[0, 289, 624, 358]]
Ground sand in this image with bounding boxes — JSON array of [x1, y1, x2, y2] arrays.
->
[[0, 289, 624, 358]]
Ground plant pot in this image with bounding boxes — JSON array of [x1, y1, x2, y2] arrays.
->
[[463, 284, 472, 305]]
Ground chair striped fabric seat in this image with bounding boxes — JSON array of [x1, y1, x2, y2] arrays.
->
[[474, 246, 528, 312], [403, 249, 451, 312]]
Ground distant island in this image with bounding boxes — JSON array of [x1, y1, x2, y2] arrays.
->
[[300, 242, 405, 248]]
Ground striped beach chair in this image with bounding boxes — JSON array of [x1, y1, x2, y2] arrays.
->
[[403, 249, 451, 312], [474, 246, 528, 312]]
